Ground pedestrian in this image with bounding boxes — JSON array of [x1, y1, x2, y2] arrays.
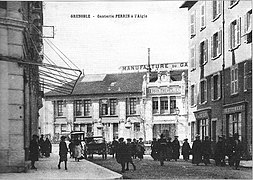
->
[[202, 136, 212, 165], [214, 136, 226, 166], [115, 137, 127, 173], [226, 136, 235, 166], [151, 138, 159, 160], [125, 138, 136, 171], [192, 134, 202, 165], [166, 137, 173, 161], [58, 136, 68, 170], [172, 136, 180, 161], [29, 134, 39, 170], [136, 138, 145, 160], [182, 138, 191, 161], [111, 137, 119, 158], [44, 137, 52, 157], [74, 140, 82, 162], [68, 140, 75, 158], [157, 134, 167, 166], [230, 133, 243, 170], [39, 134, 45, 157], [131, 138, 137, 159]]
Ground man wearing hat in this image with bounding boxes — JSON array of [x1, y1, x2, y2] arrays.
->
[[29, 134, 39, 169], [58, 136, 68, 170], [214, 136, 226, 166], [157, 134, 167, 166], [182, 138, 191, 161], [192, 134, 202, 165], [115, 138, 127, 173], [230, 133, 243, 170], [172, 136, 180, 161]]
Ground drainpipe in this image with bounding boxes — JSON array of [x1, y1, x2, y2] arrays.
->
[[221, 0, 225, 136]]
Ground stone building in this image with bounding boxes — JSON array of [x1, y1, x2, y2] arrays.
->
[[180, 1, 252, 159], [0, 1, 44, 172]]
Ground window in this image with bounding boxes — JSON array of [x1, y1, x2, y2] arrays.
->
[[211, 30, 222, 59], [190, 46, 196, 71], [200, 79, 207, 104], [110, 99, 117, 115], [86, 124, 93, 137], [211, 73, 221, 101], [244, 61, 252, 91], [134, 123, 140, 132], [229, 0, 239, 8], [160, 97, 168, 114], [213, 0, 221, 20], [0, 1, 7, 9], [228, 113, 242, 140], [75, 100, 82, 116], [170, 96, 176, 114], [199, 119, 209, 140], [61, 124, 67, 132], [200, 3, 206, 30], [190, 11, 196, 38], [129, 98, 137, 114], [191, 84, 197, 106], [231, 65, 238, 95], [229, 18, 241, 50], [191, 122, 195, 142], [57, 101, 63, 116], [74, 124, 80, 131], [152, 97, 159, 114], [199, 39, 208, 65], [244, 10, 252, 43], [100, 99, 108, 115], [84, 100, 91, 116]]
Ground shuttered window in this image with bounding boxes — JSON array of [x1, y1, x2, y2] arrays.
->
[[213, 0, 221, 20], [191, 84, 197, 106], [243, 10, 252, 43], [211, 30, 222, 59], [200, 3, 206, 30], [200, 79, 207, 104], [190, 46, 196, 71], [199, 39, 208, 66], [190, 11, 196, 38], [211, 73, 221, 101], [231, 65, 238, 95], [229, 18, 241, 50], [244, 61, 252, 91]]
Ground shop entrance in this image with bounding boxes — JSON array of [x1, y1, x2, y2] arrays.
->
[[153, 124, 176, 139]]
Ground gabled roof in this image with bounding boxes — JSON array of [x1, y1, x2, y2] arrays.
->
[[45, 72, 146, 97]]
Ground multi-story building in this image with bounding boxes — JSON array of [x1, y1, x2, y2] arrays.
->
[[42, 72, 146, 142], [0, 1, 44, 172], [41, 62, 189, 144], [180, 1, 252, 159], [141, 67, 188, 143]]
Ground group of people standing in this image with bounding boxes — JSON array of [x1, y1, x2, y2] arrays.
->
[[29, 134, 52, 170], [150, 133, 244, 170], [151, 134, 181, 166]]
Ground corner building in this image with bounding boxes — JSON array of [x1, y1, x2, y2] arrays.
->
[[0, 1, 44, 172], [180, 1, 252, 159]]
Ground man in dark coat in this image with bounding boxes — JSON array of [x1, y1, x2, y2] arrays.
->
[[214, 136, 226, 166], [111, 137, 119, 158], [202, 136, 212, 165], [230, 133, 243, 170], [29, 134, 39, 169], [116, 137, 128, 173], [125, 138, 136, 171], [39, 134, 45, 157], [44, 137, 52, 157], [172, 136, 180, 161], [68, 140, 75, 158], [192, 134, 202, 165], [182, 138, 191, 161], [58, 136, 68, 170], [151, 138, 159, 160], [157, 134, 167, 166]]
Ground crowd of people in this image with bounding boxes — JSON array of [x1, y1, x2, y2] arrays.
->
[[150, 133, 244, 170]]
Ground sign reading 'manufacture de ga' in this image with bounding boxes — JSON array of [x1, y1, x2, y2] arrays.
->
[[120, 62, 188, 72], [148, 86, 181, 94]]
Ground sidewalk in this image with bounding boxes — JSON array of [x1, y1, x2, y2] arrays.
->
[[0, 145, 122, 180]]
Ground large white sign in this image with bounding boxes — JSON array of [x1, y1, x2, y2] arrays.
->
[[120, 62, 188, 72]]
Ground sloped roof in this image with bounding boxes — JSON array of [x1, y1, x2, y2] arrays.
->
[[45, 72, 146, 97]]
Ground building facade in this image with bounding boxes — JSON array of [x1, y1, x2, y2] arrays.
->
[[180, 0, 252, 159], [0, 1, 44, 172], [41, 63, 189, 144]]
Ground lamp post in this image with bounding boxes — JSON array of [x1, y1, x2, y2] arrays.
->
[[175, 107, 180, 136]]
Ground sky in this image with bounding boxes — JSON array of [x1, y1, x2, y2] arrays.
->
[[43, 0, 189, 75]]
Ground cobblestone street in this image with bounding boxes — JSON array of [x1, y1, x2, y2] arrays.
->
[[89, 155, 252, 179]]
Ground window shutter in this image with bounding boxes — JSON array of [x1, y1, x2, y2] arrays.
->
[[204, 80, 207, 102], [243, 14, 248, 43], [194, 84, 197, 105], [211, 35, 213, 59], [217, 0, 221, 15], [228, 23, 231, 50], [199, 43, 202, 66], [236, 17, 241, 45], [211, 76, 214, 101], [205, 39, 208, 63], [218, 29, 222, 55], [213, 1, 216, 19], [218, 73, 221, 99]]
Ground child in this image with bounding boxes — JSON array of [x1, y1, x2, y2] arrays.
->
[[58, 136, 68, 170]]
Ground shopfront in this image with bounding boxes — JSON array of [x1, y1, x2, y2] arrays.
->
[[194, 109, 211, 141]]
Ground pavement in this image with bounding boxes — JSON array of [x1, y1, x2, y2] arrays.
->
[[0, 144, 122, 180]]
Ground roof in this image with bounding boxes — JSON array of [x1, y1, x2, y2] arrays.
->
[[179, 1, 197, 9], [45, 72, 146, 97]]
